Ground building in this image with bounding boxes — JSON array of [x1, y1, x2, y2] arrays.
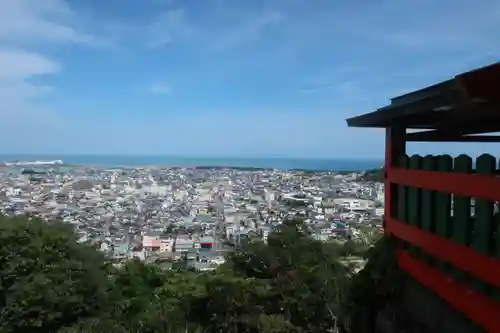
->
[[174, 236, 194, 252], [346, 62, 500, 333], [198, 236, 216, 249]]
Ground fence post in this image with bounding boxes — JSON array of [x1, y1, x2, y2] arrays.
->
[[408, 155, 423, 256], [421, 155, 437, 263], [435, 155, 452, 273], [385, 126, 406, 231], [451, 154, 473, 283], [473, 154, 496, 293]]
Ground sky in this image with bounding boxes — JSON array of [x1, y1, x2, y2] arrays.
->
[[0, 0, 499, 159]]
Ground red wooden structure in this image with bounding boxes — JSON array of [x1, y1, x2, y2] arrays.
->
[[347, 62, 500, 333]]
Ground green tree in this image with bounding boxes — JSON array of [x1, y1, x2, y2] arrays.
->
[[340, 236, 403, 332], [164, 224, 175, 235], [189, 273, 278, 333], [0, 215, 111, 333], [282, 199, 308, 208], [342, 239, 373, 258], [0, 213, 376, 333], [226, 218, 350, 332]]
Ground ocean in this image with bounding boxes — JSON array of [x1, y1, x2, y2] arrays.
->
[[0, 154, 382, 172]]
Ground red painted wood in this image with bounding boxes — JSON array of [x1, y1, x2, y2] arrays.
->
[[387, 167, 500, 202], [398, 250, 500, 333], [456, 62, 500, 106], [384, 129, 391, 232], [386, 217, 500, 289], [384, 127, 406, 233]]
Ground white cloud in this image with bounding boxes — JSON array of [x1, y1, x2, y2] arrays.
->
[[0, 48, 60, 121], [141, 5, 284, 52], [209, 10, 284, 51], [148, 8, 194, 47], [0, 49, 60, 80], [330, 0, 500, 51], [0, 0, 497, 156], [148, 82, 172, 94], [299, 81, 356, 95], [0, 0, 98, 46], [0, 0, 101, 153], [0, 0, 94, 101]]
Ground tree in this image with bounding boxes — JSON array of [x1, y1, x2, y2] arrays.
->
[[164, 223, 175, 235], [188, 273, 279, 333], [282, 199, 308, 208], [87, 261, 203, 333], [0, 213, 374, 333], [339, 236, 403, 332], [226, 217, 350, 332], [0, 215, 111, 333], [359, 168, 384, 182]]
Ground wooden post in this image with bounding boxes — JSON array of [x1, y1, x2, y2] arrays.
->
[[385, 126, 406, 233]]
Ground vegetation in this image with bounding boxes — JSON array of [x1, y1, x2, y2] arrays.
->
[[0, 215, 395, 333], [359, 168, 384, 182], [282, 198, 309, 208], [194, 166, 272, 172], [339, 237, 403, 332], [0, 216, 111, 333]]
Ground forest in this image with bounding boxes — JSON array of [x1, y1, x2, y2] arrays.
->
[[0, 214, 397, 333]]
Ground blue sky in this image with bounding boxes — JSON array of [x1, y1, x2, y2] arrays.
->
[[0, 0, 499, 159]]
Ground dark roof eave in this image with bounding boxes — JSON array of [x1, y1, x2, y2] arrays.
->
[[346, 110, 389, 128], [345, 62, 500, 129], [346, 105, 403, 128]]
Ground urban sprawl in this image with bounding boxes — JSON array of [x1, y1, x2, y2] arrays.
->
[[0, 164, 385, 272]]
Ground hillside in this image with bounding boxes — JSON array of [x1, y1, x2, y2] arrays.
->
[[359, 168, 384, 182], [0, 215, 394, 333]]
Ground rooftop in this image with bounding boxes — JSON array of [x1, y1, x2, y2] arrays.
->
[[346, 62, 500, 141]]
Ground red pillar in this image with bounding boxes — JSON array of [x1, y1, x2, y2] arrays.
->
[[384, 126, 405, 233]]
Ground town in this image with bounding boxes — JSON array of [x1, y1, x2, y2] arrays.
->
[[0, 165, 385, 271]]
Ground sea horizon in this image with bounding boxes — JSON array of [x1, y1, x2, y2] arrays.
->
[[0, 154, 383, 172]]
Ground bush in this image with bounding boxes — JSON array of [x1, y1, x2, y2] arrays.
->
[[0, 216, 111, 332], [0, 214, 379, 333]]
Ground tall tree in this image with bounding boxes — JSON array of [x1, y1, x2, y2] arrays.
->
[[0, 215, 111, 333], [226, 217, 350, 332]]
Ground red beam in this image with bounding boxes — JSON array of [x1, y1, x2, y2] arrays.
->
[[457, 62, 500, 106], [387, 167, 500, 202], [406, 133, 500, 142], [384, 128, 392, 229], [384, 127, 406, 231], [387, 217, 500, 289], [398, 251, 500, 333]]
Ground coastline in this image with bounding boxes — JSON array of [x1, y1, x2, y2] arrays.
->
[[0, 155, 383, 172]]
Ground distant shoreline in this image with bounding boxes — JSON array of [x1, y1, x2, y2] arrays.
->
[[8, 164, 383, 173], [0, 155, 382, 172]]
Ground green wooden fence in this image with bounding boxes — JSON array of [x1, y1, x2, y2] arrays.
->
[[395, 153, 500, 297]]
